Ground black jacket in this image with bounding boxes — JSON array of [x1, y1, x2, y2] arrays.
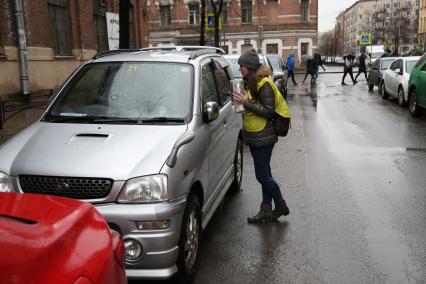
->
[[242, 81, 278, 147]]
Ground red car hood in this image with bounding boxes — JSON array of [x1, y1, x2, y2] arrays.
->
[[0, 192, 126, 284]]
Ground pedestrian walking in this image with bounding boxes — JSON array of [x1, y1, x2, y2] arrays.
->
[[355, 52, 368, 82], [313, 52, 326, 84], [302, 56, 316, 86], [341, 52, 357, 85], [232, 48, 290, 223], [286, 53, 297, 85]]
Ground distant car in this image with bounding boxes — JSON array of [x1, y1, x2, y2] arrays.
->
[[0, 192, 127, 284], [408, 54, 426, 117], [381, 56, 420, 106], [334, 56, 344, 64], [367, 57, 398, 92]]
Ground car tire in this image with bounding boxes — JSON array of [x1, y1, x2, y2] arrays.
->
[[177, 194, 202, 284], [228, 135, 243, 194], [409, 89, 423, 117], [381, 82, 389, 99], [398, 87, 406, 107]]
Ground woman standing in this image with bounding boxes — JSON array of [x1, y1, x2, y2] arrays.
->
[[233, 48, 290, 223]]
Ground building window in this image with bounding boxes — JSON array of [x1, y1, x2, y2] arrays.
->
[[241, 0, 252, 23], [301, 0, 310, 22], [189, 4, 199, 25], [266, 44, 278, 54], [92, 0, 108, 52], [222, 5, 228, 25], [48, 0, 72, 55], [160, 5, 171, 27]]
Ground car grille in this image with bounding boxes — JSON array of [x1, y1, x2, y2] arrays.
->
[[19, 175, 113, 199]]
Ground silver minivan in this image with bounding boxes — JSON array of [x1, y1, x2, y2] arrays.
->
[[0, 46, 243, 282]]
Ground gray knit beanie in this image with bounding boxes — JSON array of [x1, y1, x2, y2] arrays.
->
[[238, 48, 261, 70]]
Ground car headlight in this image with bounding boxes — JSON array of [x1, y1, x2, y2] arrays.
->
[[117, 174, 168, 203], [0, 172, 13, 192]]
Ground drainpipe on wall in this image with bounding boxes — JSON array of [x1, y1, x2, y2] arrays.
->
[[14, 0, 31, 96]]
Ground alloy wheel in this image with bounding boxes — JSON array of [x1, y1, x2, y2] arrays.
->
[[184, 210, 199, 269]]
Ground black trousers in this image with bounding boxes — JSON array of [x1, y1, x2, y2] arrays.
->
[[287, 70, 297, 85], [355, 69, 368, 81], [342, 67, 355, 83]]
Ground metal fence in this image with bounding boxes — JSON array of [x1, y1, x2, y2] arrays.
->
[[0, 91, 52, 130]]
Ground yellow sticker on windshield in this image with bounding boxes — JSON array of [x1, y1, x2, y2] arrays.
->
[[129, 65, 138, 72]]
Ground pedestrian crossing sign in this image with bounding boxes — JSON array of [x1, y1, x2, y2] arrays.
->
[[205, 13, 222, 31], [360, 34, 371, 45]]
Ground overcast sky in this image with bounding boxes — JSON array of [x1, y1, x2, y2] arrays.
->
[[318, 0, 358, 32]]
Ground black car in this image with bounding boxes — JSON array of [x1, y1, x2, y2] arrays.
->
[[368, 57, 398, 91]]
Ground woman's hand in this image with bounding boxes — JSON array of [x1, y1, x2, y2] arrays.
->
[[233, 91, 247, 105]]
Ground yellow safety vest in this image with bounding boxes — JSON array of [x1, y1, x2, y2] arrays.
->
[[243, 77, 291, 133]]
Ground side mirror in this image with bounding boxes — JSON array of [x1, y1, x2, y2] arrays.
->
[[395, 68, 401, 75], [203, 101, 219, 122]]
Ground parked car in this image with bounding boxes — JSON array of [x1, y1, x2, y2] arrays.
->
[[380, 56, 420, 106], [224, 53, 273, 79], [224, 53, 287, 97], [0, 46, 243, 282], [265, 53, 287, 82], [0, 192, 127, 284], [367, 57, 398, 92], [408, 54, 426, 117]]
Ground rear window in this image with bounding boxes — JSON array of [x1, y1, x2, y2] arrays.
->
[[414, 54, 426, 68], [381, 59, 394, 70], [48, 62, 193, 120], [406, 60, 417, 73]]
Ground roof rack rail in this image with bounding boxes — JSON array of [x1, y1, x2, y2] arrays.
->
[[140, 45, 225, 54], [92, 49, 142, 59]]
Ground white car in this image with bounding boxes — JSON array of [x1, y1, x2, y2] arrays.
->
[[380, 56, 420, 107]]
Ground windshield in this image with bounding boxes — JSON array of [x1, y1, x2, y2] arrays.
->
[[406, 60, 417, 73], [45, 62, 193, 123], [267, 55, 281, 70], [381, 59, 394, 70]]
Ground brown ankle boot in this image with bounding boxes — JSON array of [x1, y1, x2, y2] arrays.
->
[[271, 201, 290, 220], [247, 203, 272, 223]]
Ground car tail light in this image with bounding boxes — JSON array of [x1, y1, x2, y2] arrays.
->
[[111, 230, 125, 268]]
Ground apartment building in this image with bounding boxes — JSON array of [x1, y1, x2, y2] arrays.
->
[[146, 0, 318, 63], [0, 0, 148, 97], [343, 0, 419, 55]]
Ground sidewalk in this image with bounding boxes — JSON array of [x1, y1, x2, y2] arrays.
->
[[0, 108, 45, 145]]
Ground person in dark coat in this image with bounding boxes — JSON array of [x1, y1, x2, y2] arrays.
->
[[341, 52, 357, 85], [232, 48, 290, 223], [302, 56, 316, 86], [355, 53, 368, 81], [313, 52, 326, 84]]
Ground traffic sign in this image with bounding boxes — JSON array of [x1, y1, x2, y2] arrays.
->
[[205, 13, 222, 31], [360, 34, 371, 45]]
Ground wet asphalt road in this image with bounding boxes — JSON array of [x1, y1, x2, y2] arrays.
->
[[134, 71, 426, 284]]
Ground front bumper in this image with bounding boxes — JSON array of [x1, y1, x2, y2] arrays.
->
[[95, 194, 187, 279]]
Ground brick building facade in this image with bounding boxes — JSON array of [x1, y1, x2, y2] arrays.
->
[[0, 0, 148, 98], [147, 0, 318, 65]]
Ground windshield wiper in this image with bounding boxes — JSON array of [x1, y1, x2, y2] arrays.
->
[[141, 117, 185, 123]]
